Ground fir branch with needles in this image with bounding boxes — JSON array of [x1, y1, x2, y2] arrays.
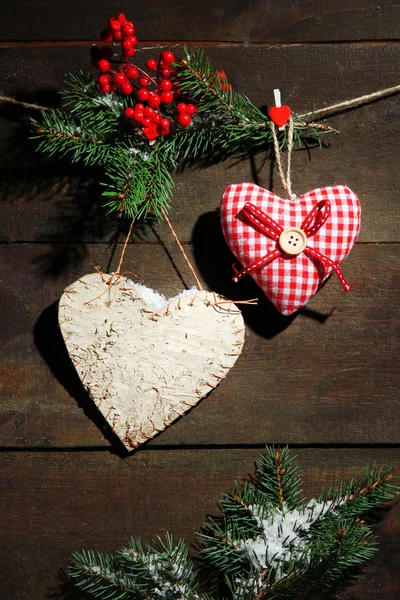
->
[[70, 446, 398, 600], [30, 40, 333, 224]]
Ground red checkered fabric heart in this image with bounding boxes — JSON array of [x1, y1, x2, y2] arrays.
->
[[221, 183, 361, 315]]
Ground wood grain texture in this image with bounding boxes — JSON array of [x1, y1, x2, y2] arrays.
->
[[1, 3, 399, 597], [0, 243, 398, 448], [0, 44, 398, 243], [1, 448, 399, 599], [0, 1, 399, 42]]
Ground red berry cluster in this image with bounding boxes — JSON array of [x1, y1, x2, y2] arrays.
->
[[175, 102, 197, 127], [92, 13, 199, 141], [124, 104, 171, 140]]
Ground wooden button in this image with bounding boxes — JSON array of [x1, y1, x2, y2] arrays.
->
[[279, 227, 307, 255]]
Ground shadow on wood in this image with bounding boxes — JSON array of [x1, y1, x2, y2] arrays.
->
[[33, 300, 129, 457], [0, 90, 151, 274], [47, 569, 89, 600], [192, 210, 334, 338]]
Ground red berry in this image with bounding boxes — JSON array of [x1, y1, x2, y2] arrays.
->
[[177, 113, 191, 126], [103, 84, 111, 93], [218, 70, 227, 80], [161, 67, 171, 78], [126, 66, 139, 79], [100, 29, 113, 43], [122, 38, 134, 51], [133, 111, 144, 122], [117, 13, 128, 24], [176, 102, 187, 113], [144, 106, 155, 118], [159, 128, 170, 136], [148, 93, 161, 108], [134, 103, 145, 112], [160, 118, 170, 130], [124, 107, 135, 118], [98, 74, 110, 86], [139, 76, 150, 87], [137, 88, 149, 101], [162, 51, 174, 63], [159, 79, 172, 91], [113, 30, 123, 41], [109, 19, 121, 31], [142, 117, 152, 127], [124, 48, 135, 58], [122, 23, 135, 36], [98, 59, 111, 72], [129, 35, 138, 46], [146, 59, 158, 70], [115, 72, 127, 85], [160, 91, 173, 104], [152, 113, 161, 124], [186, 104, 197, 115], [144, 130, 160, 141], [121, 81, 133, 94]]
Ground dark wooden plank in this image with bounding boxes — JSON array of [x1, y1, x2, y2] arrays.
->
[[1, 447, 399, 598], [1, 44, 399, 243], [0, 243, 398, 447], [0, 1, 399, 42]]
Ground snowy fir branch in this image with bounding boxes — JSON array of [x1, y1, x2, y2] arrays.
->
[[71, 534, 207, 600], [30, 12, 332, 224], [70, 446, 398, 600]]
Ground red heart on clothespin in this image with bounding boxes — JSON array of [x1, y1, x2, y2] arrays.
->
[[269, 105, 291, 127]]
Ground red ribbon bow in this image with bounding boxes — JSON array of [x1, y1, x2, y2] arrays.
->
[[232, 200, 351, 291]]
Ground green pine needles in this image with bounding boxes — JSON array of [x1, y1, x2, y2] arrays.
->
[[70, 446, 398, 600], [31, 48, 328, 223]]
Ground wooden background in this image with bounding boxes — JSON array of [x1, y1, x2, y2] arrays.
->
[[0, 2, 399, 598]]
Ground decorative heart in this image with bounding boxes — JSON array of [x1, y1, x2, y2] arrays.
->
[[59, 273, 245, 450], [221, 183, 361, 315], [269, 105, 291, 127]]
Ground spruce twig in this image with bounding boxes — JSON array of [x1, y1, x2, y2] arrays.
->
[[70, 447, 398, 600]]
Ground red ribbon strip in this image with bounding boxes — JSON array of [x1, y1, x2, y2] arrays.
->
[[232, 199, 351, 291]]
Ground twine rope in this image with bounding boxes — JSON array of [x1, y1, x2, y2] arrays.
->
[[297, 84, 400, 121], [1, 83, 398, 120], [115, 218, 135, 275], [161, 208, 204, 291], [270, 116, 295, 200]]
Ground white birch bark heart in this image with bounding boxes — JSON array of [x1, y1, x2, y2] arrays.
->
[[59, 273, 245, 450]]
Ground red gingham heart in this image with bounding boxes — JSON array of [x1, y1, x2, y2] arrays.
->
[[220, 183, 361, 316]]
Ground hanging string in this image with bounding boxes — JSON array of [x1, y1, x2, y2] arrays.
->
[[161, 208, 204, 291], [115, 218, 135, 275], [270, 116, 295, 200]]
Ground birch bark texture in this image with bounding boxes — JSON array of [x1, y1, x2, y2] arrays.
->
[[59, 273, 245, 450]]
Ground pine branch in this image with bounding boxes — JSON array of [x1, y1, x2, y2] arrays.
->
[[30, 109, 116, 166], [315, 462, 398, 523], [70, 549, 141, 599], [255, 447, 304, 511], [70, 447, 398, 600], [199, 447, 398, 600], [62, 71, 124, 126], [102, 142, 175, 219], [71, 537, 208, 600]]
